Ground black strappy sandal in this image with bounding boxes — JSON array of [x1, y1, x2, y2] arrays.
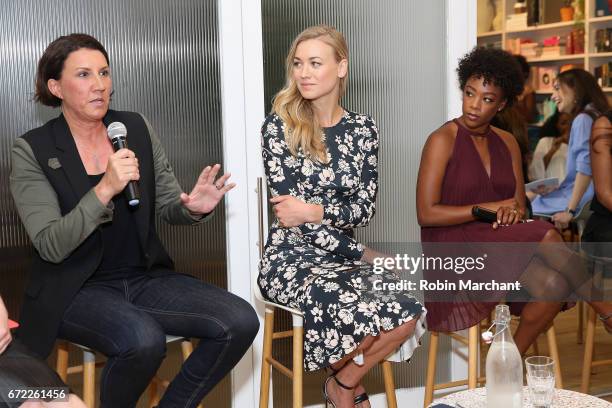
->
[[325, 366, 370, 407], [600, 312, 612, 334], [323, 374, 358, 408]]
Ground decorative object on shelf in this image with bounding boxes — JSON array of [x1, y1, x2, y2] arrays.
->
[[573, 0, 585, 21], [527, 0, 543, 26], [492, 0, 504, 30], [536, 67, 558, 92], [595, 0, 612, 16], [567, 27, 585, 54], [594, 62, 612, 87], [478, 0, 495, 33], [561, 0, 575, 21], [595, 28, 612, 52], [541, 36, 565, 57], [507, 12, 528, 30], [515, 1, 527, 14]]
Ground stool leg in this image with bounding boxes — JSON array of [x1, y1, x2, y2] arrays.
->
[[545, 325, 563, 389], [56, 341, 69, 383], [423, 332, 439, 407], [531, 338, 540, 356], [148, 377, 161, 408], [381, 360, 397, 408], [577, 301, 584, 344], [292, 314, 303, 408], [581, 306, 596, 393], [181, 339, 194, 360], [468, 325, 478, 389], [82, 350, 96, 408], [260, 308, 275, 408]]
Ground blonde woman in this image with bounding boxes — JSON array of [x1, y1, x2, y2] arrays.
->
[[258, 25, 426, 407]]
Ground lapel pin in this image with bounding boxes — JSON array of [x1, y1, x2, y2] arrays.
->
[[48, 157, 61, 169]]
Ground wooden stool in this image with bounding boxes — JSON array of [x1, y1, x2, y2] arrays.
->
[[253, 177, 397, 408], [147, 336, 203, 408], [423, 325, 481, 408], [581, 305, 612, 393], [256, 298, 398, 408], [56, 336, 199, 408], [56, 341, 98, 408], [580, 255, 612, 394], [424, 323, 562, 407]]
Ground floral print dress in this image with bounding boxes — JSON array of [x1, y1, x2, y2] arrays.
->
[[258, 110, 426, 371]]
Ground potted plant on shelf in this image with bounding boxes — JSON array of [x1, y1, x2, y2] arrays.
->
[[560, 0, 575, 21]]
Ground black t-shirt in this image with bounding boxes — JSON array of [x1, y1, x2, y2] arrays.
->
[[87, 174, 145, 279]]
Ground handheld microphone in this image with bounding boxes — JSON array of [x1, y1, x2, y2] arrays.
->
[[106, 122, 140, 206]]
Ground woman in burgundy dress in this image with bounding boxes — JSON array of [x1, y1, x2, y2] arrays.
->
[[416, 47, 612, 353]]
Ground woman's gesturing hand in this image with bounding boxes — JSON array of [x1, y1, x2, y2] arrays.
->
[[271, 195, 323, 227], [94, 148, 140, 205], [180, 164, 236, 215]]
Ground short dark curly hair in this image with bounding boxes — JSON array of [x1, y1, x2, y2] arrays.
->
[[35, 33, 109, 107], [457, 47, 524, 108]]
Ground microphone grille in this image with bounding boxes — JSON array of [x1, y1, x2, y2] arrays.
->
[[107, 122, 127, 140]]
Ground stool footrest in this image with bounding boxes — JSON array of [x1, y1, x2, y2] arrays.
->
[[433, 376, 486, 391], [272, 330, 294, 340], [266, 357, 294, 379], [592, 359, 612, 368]]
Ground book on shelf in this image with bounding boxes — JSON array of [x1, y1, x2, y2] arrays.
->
[[506, 13, 528, 30], [526, 0, 545, 26], [595, 62, 612, 88], [521, 42, 541, 57], [541, 45, 565, 57], [595, 28, 612, 53], [595, 0, 612, 17]]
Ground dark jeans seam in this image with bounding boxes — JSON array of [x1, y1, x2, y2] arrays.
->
[[140, 308, 234, 407], [135, 307, 231, 334], [184, 333, 232, 408], [59, 319, 124, 406]]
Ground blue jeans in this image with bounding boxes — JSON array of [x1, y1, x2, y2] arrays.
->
[[57, 272, 259, 408]]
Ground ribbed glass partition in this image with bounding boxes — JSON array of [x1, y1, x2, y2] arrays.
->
[[0, 1, 228, 406]]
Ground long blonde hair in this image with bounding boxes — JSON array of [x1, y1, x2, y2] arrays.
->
[[271, 25, 349, 163]]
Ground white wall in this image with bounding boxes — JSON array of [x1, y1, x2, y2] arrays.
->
[[219, 0, 476, 406]]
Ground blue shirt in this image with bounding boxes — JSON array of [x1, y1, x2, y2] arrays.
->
[[532, 112, 594, 215]]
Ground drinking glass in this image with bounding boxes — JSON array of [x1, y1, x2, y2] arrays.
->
[[525, 356, 555, 408]]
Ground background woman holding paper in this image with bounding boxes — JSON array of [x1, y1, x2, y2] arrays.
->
[[530, 69, 610, 230]]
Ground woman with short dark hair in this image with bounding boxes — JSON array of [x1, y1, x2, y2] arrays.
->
[[10, 33, 258, 408]]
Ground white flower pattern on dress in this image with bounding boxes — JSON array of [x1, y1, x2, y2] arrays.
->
[[258, 111, 425, 371]]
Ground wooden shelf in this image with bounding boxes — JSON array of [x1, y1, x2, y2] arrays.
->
[[477, 30, 503, 38], [589, 15, 612, 23], [589, 52, 612, 58], [527, 53, 585, 62], [506, 20, 579, 34]]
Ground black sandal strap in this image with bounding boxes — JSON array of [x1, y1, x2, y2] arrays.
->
[[354, 392, 369, 404], [333, 375, 356, 391]]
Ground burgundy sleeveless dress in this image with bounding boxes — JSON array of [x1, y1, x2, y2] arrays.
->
[[421, 120, 554, 332]]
